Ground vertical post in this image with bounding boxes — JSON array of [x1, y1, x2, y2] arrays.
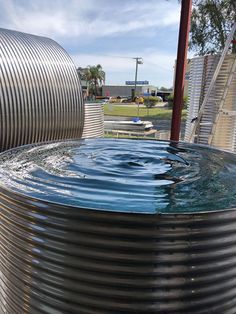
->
[[170, 0, 192, 141], [133, 58, 143, 98], [133, 57, 143, 117], [134, 58, 138, 100], [134, 58, 139, 117]]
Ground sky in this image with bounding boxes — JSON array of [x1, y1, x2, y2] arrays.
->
[[0, 0, 183, 88]]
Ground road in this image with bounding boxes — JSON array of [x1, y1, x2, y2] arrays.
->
[[105, 116, 186, 139]]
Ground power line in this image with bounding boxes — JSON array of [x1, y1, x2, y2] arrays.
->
[[144, 60, 172, 72], [88, 54, 171, 72], [87, 53, 135, 60]]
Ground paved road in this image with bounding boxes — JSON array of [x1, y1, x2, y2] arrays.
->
[[105, 116, 185, 130], [105, 116, 186, 140]]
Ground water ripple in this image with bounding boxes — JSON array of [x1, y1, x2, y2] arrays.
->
[[0, 138, 236, 213]]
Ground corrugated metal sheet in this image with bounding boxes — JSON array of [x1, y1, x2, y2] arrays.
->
[[184, 56, 205, 141], [1, 186, 236, 313], [82, 103, 104, 138], [185, 54, 236, 152], [211, 54, 236, 151], [0, 28, 84, 152], [197, 55, 221, 145]]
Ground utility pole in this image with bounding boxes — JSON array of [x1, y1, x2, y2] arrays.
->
[[170, 0, 192, 141], [133, 57, 143, 100]]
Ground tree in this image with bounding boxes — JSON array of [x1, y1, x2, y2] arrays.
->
[[83, 64, 105, 97], [190, 0, 236, 55], [159, 86, 173, 91]]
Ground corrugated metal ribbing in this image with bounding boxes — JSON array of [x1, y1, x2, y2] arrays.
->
[[211, 54, 236, 151], [0, 28, 84, 152], [185, 54, 236, 152], [82, 103, 104, 138], [1, 187, 236, 313], [184, 56, 205, 141], [197, 55, 221, 145]]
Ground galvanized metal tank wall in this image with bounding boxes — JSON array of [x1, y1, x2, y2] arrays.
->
[[211, 54, 236, 151], [1, 185, 236, 313], [0, 28, 84, 152], [185, 54, 236, 152], [184, 56, 205, 141], [82, 103, 104, 138]]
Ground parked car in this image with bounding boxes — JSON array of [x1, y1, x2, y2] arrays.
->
[[135, 97, 144, 104], [121, 97, 133, 103], [108, 96, 128, 103]]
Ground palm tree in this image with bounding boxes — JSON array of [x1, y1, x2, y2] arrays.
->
[[84, 64, 105, 98]]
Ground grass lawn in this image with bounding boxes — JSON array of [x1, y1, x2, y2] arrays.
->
[[104, 104, 187, 120]]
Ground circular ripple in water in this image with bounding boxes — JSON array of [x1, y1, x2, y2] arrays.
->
[[0, 138, 235, 213]]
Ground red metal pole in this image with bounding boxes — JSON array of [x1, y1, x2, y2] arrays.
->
[[170, 0, 192, 141]]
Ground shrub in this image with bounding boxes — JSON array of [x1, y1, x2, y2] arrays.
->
[[143, 96, 161, 108], [183, 96, 188, 109], [167, 95, 188, 109], [167, 94, 174, 107]]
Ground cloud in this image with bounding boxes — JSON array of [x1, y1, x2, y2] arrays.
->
[[0, 0, 180, 40], [0, 0, 180, 87]]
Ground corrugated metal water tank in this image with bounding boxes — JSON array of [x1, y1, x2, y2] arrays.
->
[[82, 103, 104, 138], [0, 28, 84, 152], [1, 138, 236, 314], [184, 56, 205, 141], [185, 54, 236, 152]]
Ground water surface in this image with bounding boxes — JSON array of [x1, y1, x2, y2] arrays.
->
[[0, 138, 236, 213]]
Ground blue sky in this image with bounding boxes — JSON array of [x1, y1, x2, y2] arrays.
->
[[0, 0, 183, 87]]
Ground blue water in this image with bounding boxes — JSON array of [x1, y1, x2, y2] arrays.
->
[[0, 138, 236, 213]]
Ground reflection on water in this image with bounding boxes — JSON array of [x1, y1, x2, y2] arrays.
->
[[0, 138, 236, 213]]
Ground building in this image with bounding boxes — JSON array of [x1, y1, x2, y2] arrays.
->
[[102, 82, 158, 98], [156, 90, 172, 101]]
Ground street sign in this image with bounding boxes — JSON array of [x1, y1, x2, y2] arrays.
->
[[125, 80, 149, 85]]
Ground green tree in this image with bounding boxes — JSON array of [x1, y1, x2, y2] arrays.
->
[[190, 0, 236, 55], [84, 64, 105, 97], [159, 86, 173, 91]]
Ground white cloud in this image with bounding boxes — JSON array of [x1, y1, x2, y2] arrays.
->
[[0, 0, 180, 87], [0, 0, 180, 39]]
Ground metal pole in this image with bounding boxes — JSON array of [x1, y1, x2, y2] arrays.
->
[[134, 58, 139, 117], [133, 57, 143, 117], [170, 0, 192, 141], [134, 58, 138, 100], [133, 57, 143, 98]]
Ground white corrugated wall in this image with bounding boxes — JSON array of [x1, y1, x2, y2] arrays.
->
[[185, 54, 236, 152], [82, 103, 104, 138]]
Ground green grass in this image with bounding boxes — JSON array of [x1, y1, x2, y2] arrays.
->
[[104, 104, 187, 120]]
